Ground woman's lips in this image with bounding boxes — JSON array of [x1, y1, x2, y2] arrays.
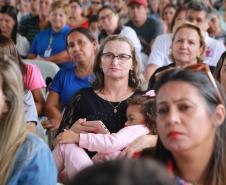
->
[[168, 131, 183, 139], [110, 67, 120, 71]]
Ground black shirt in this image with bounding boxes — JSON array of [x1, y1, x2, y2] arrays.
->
[[58, 87, 142, 134]]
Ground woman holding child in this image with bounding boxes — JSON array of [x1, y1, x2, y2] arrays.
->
[[52, 35, 145, 182], [57, 34, 145, 134]]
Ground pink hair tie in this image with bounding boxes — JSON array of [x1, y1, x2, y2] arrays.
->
[[143, 90, 155, 97]]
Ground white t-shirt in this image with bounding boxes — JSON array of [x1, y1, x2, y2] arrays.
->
[[120, 26, 144, 70], [147, 33, 225, 67], [119, 26, 142, 54], [16, 34, 30, 57]]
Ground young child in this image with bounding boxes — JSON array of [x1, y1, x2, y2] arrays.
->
[[52, 94, 157, 183]]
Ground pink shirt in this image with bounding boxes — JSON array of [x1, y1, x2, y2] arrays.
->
[[23, 63, 46, 90], [79, 125, 150, 163]]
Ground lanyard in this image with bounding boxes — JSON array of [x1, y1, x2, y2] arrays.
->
[[48, 35, 53, 48]]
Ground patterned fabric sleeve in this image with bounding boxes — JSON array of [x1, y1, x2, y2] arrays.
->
[[58, 91, 83, 133]]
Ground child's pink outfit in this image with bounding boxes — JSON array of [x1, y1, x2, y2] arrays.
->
[[23, 63, 46, 90], [53, 124, 149, 182]]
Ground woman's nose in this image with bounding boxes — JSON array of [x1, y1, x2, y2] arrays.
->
[[165, 108, 180, 126], [180, 41, 187, 48]]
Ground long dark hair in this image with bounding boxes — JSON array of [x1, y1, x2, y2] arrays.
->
[[154, 69, 226, 185], [0, 34, 26, 77], [66, 27, 96, 48], [0, 5, 18, 44], [214, 51, 226, 83]]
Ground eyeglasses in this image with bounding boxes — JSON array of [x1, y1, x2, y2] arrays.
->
[[99, 13, 114, 21], [156, 63, 224, 104], [102, 52, 132, 63], [92, 1, 101, 5]]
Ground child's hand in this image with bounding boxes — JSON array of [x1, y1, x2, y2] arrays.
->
[[54, 130, 80, 147]]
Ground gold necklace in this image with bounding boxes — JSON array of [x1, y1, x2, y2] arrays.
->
[[107, 101, 122, 113], [101, 92, 122, 113]]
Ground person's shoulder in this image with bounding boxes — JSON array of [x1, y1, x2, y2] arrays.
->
[[19, 134, 50, 160], [78, 87, 93, 94], [62, 25, 72, 33], [20, 15, 39, 25], [24, 133, 48, 150], [206, 34, 225, 47], [121, 25, 134, 32], [125, 20, 133, 27], [155, 63, 174, 74], [24, 62, 37, 70], [35, 27, 51, 37], [152, 33, 172, 47], [70, 87, 94, 101], [146, 16, 161, 24], [71, 87, 94, 97], [9, 134, 56, 185], [17, 33, 28, 40], [120, 26, 139, 39], [24, 63, 40, 73], [58, 66, 74, 74], [156, 33, 172, 40], [54, 66, 75, 80]]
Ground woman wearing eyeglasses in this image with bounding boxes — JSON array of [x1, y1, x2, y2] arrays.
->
[[148, 21, 206, 89], [67, 0, 89, 29], [51, 34, 144, 182], [152, 66, 226, 185], [97, 5, 142, 67], [57, 34, 144, 133], [83, 0, 103, 18]]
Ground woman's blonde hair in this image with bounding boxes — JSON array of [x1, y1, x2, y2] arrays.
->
[[0, 53, 27, 185], [92, 35, 145, 90], [170, 21, 206, 63], [49, 0, 69, 16]]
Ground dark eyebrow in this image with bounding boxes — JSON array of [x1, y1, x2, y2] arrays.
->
[[157, 98, 195, 105]]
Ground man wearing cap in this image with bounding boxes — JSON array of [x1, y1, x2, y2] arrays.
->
[[126, 0, 163, 57]]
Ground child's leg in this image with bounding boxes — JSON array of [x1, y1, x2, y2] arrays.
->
[[53, 143, 93, 182]]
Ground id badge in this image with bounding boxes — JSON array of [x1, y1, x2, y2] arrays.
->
[[44, 47, 52, 57]]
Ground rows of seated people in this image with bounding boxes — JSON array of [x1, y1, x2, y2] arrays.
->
[[0, 0, 226, 185]]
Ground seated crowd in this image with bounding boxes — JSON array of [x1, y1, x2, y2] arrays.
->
[[0, 0, 226, 185]]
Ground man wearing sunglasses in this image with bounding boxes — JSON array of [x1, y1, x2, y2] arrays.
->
[[145, 0, 225, 80]]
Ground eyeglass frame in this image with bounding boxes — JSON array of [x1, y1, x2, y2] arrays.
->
[[92, 1, 101, 5], [98, 12, 114, 22], [155, 63, 224, 105], [101, 52, 132, 63]]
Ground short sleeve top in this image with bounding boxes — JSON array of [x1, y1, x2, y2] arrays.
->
[[48, 67, 94, 109], [23, 63, 46, 90]]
